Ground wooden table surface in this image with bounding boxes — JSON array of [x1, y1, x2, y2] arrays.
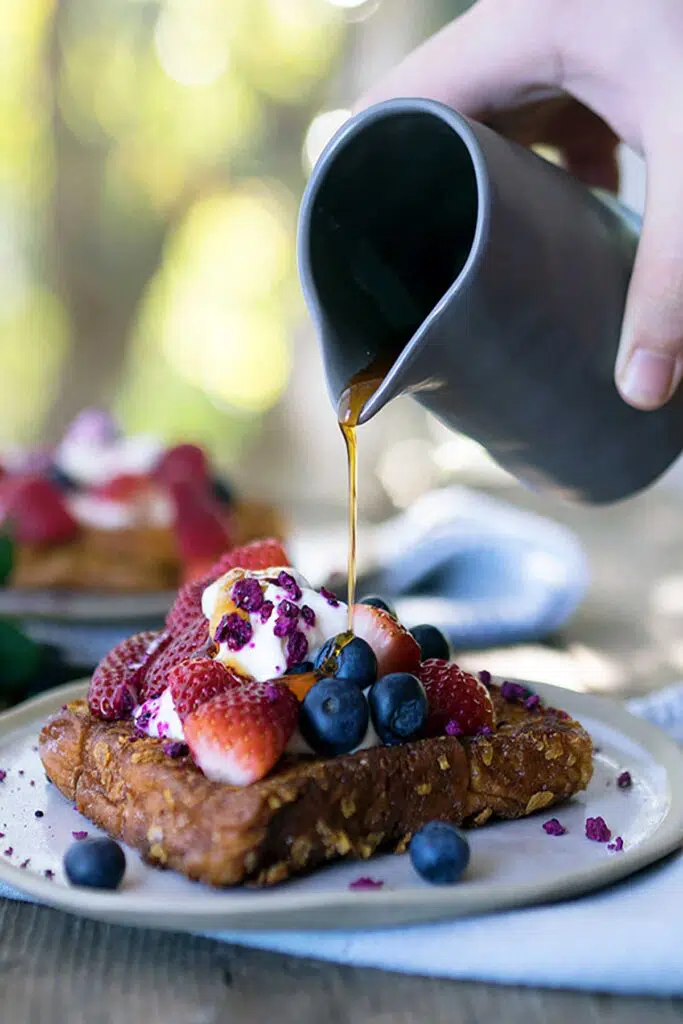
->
[[2, 484, 683, 1022]]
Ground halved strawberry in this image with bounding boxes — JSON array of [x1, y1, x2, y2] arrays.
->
[[418, 659, 495, 737], [184, 681, 299, 785], [170, 480, 232, 565], [153, 444, 208, 488], [165, 575, 210, 635], [92, 473, 150, 503], [352, 604, 420, 678], [6, 476, 79, 546], [208, 538, 291, 578], [168, 657, 246, 721], [141, 616, 212, 701], [88, 630, 167, 720]]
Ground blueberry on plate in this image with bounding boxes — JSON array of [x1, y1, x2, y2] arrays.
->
[[64, 837, 126, 890], [314, 634, 377, 689], [368, 672, 428, 745], [410, 624, 450, 662], [409, 821, 470, 885], [299, 678, 369, 756], [46, 463, 77, 492], [359, 595, 396, 618], [284, 661, 314, 676]]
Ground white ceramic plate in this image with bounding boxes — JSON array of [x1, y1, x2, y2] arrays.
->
[[0, 679, 681, 933]]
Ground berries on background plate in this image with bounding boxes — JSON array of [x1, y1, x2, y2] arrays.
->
[[352, 604, 421, 678], [409, 821, 470, 885], [368, 673, 428, 746], [5, 476, 80, 546], [46, 463, 77, 492], [299, 678, 369, 756], [64, 837, 126, 890], [418, 659, 495, 737], [314, 634, 377, 689], [153, 443, 209, 488], [168, 657, 246, 721], [410, 623, 450, 662], [88, 630, 166, 720], [359, 595, 396, 617], [169, 480, 232, 564], [184, 681, 298, 786]]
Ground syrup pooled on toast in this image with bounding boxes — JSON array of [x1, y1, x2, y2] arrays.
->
[[337, 367, 384, 628]]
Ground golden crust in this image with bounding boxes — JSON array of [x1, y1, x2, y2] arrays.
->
[[39, 687, 593, 887]]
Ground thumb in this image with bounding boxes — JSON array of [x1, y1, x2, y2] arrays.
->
[[615, 151, 683, 410], [354, 0, 561, 117]]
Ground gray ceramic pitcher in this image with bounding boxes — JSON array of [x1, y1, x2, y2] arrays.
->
[[297, 98, 683, 503]]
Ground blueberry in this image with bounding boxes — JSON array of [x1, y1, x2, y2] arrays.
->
[[409, 821, 470, 885], [368, 672, 428, 745], [360, 595, 396, 617], [46, 463, 77, 492], [410, 624, 450, 662], [64, 837, 126, 890], [314, 634, 377, 689], [299, 678, 369, 756], [284, 661, 314, 676], [212, 476, 235, 505]]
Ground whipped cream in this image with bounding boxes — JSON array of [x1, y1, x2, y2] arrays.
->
[[202, 568, 348, 680], [67, 491, 173, 531], [55, 432, 164, 488], [133, 688, 184, 741]]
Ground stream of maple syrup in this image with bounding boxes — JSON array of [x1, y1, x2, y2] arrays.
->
[[336, 367, 385, 629]]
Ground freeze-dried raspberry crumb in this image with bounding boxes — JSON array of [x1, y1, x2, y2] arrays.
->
[[286, 630, 308, 668], [34, 810, 44, 819], [162, 741, 189, 758], [348, 876, 384, 890], [273, 615, 297, 638], [478, 670, 492, 686], [29, 780, 35, 787], [585, 816, 611, 842], [445, 719, 463, 736], [231, 577, 264, 613], [277, 571, 302, 602], [0, 771, 6, 783], [617, 771, 632, 789], [3, 848, 13, 856], [501, 681, 532, 704], [607, 836, 624, 852], [72, 831, 88, 840], [525, 694, 541, 711], [20, 858, 30, 869], [543, 818, 567, 836], [301, 605, 315, 627], [215, 612, 253, 651], [320, 586, 340, 607], [44, 869, 54, 880], [259, 601, 274, 624], [277, 599, 299, 619]]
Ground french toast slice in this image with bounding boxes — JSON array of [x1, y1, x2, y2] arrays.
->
[[39, 685, 592, 887]]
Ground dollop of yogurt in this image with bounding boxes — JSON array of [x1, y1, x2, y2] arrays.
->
[[133, 688, 184, 741], [202, 568, 348, 680]]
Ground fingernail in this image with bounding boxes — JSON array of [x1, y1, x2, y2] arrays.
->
[[617, 349, 679, 409]]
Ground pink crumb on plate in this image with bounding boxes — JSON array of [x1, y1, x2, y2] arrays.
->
[[348, 876, 385, 891]]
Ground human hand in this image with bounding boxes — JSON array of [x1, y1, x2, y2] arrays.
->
[[357, 0, 683, 411]]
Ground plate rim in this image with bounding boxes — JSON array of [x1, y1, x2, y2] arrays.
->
[[1, 679, 683, 932], [0, 589, 175, 623]]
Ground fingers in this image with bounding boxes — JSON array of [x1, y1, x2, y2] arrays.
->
[[616, 146, 683, 410], [354, 0, 563, 118]]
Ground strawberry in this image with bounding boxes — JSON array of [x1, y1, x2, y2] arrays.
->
[[141, 616, 212, 701], [418, 659, 495, 737], [88, 630, 167, 720], [92, 473, 150, 502], [170, 480, 232, 564], [165, 576, 210, 635], [184, 681, 298, 786], [153, 444, 208, 488], [352, 604, 421, 678], [208, 538, 291, 578], [5, 476, 79, 546], [168, 657, 246, 720]]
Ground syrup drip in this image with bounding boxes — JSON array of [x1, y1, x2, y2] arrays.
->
[[337, 369, 384, 629]]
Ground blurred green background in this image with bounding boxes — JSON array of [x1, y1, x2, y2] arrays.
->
[[0, 0, 469, 458]]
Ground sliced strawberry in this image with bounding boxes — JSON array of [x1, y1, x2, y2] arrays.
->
[[88, 630, 167, 720], [91, 473, 150, 502], [165, 576, 209, 635], [208, 538, 291, 578], [141, 616, 212, 701], [6, 475, 79, 546], [168, 657, 247, 721], [170, 480, 232, 564], [153, 444, 208, 488], [418, 659, 495, 737], [184, 681, 298, 786], [352, 604, 420, 678]]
